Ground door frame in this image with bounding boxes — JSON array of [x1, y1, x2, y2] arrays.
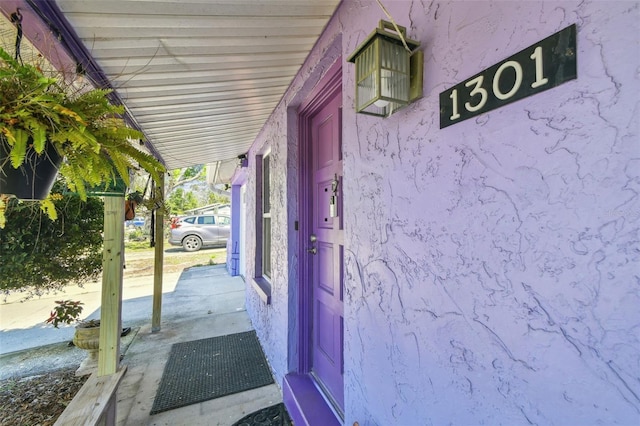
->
[[283, 58, 342, 426], [297, 60, 342, 375]]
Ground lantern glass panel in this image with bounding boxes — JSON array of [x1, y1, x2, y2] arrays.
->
[[354, 37, 411, 116], [380, 38, 410, 103], [355, 41, 377, 111]]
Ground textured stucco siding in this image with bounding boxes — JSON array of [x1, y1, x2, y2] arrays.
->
[[241, 1, 639, 424], [242, 111, 291, 384]]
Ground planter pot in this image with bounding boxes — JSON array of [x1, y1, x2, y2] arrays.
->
[[73, 321, 100, 376], [0, 138, 62, 200]]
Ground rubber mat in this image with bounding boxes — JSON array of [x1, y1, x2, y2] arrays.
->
[[231, 403, 292, 426], [150, 330, 274, 414]]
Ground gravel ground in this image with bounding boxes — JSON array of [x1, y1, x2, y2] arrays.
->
[[0, 369, 88, 426], [0, 328, 138, 425]]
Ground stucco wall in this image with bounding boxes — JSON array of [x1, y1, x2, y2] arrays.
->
[[243, 115, 289, 382], [340, 1, 639, 425], [241, 0, 639, 424]]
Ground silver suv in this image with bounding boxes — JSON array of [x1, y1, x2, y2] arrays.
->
[[169, 214, 231, 252]]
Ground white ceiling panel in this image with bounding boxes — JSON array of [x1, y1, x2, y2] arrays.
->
[[54, 0, 341, 171]]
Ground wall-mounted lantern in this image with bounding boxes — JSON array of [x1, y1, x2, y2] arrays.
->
[[238, 153, 248, 168], [347, 20, 423, 117]]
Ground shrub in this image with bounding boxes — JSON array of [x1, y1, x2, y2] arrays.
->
[[126, 227, 147, 242], [0, 183, 104, 298]]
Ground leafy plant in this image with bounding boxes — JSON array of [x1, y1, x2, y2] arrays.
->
[[45, 300, 84, 328], [0, 182, 104, 298], [166, 187, 198, 214], [0, 46, 165, 227], [127, 191, 144, 204], [45, 299, 100, 328], [127, 227, 147, 242]]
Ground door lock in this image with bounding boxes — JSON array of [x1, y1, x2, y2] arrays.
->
[[329, 174, 339, 218], [309, 234, 317, 242]]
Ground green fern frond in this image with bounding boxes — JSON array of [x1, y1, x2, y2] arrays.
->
[[1, 127, 16, 145], [40, 197, 58, 221], [10, 129, 28, 168], [53, 129, 99, 152], [24, 118, 47, 152], [107, 154, 131, 187], [53, 104, 85, 123], [116, 143, 166, 184]]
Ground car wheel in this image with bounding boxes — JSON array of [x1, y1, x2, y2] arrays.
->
[[182, 235, 202, 252]]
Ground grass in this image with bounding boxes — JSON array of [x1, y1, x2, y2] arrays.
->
[[125, 240, 154, 251], [164, 250, 226, 267], [121, 243, 227, 277]]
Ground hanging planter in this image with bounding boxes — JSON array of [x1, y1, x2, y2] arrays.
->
[[0, 46, 165, 227], [0, 138, 63, 200]]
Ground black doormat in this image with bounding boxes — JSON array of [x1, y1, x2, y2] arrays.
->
[[232, 403, 292, 426], [150, 330, 274, 415]]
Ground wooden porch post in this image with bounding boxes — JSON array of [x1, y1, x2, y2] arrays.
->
[[98, 195, 124, 376], [152, 174, 165, 332]]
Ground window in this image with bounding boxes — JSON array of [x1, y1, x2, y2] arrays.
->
[[197, 216, 215, 225], [253, 152, 272, 304], [261, 154, 272, 279]]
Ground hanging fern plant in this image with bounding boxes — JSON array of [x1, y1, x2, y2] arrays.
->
[[0, 46, 165, 227]]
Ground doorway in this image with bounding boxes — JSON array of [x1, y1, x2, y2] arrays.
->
[[298, 63, 344, 416]]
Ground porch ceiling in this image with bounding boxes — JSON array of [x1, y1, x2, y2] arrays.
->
[[52, 0, 340, 171]]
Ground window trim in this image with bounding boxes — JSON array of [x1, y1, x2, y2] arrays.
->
[[262, 154, 272, 279], [253, 151, 272, 304]]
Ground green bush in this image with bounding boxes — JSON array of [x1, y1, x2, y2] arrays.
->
[[0, 185, 104, 298], [126, 227, 148, 242]]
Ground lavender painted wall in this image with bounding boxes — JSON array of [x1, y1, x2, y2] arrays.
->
[[239, 1, 639, 424], [226, 179, 244, 276]]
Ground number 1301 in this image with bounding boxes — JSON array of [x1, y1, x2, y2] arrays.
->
[[439, 24, 577, 129]]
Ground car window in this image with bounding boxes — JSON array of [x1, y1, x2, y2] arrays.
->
[[217, 216, 230, 225], [197, 216, 215, 225], [183, 217, 196, 224]]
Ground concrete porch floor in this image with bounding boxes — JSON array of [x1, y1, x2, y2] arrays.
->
[[0, 265, 283, 425], [116, 265, 283, 425]]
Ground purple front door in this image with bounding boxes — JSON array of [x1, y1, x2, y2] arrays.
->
[[308, 88, 344, 411]]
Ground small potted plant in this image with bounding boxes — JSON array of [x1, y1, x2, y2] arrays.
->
[[0, 46, 165, 227], [46, 299, 100, 376], [45, 299, 89, 328], [125, 190, 144, 221]]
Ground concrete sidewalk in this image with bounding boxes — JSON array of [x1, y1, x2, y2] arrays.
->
[[0, 265, 283, 425], [0, 270, 185, 355]]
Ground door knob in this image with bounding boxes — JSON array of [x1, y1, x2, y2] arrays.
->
[[307, 247, 317, 255], [309, 234, 317, 242]]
